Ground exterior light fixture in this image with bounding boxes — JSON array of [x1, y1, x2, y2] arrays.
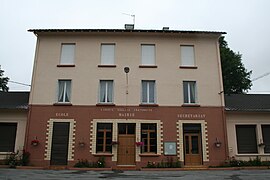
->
[[214, 138, 222, 148]]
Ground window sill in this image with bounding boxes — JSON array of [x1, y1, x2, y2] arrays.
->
[[0, 152, 14, 155], [93, 153, 113, 157], [96, 103, 116, 106], [181, 104, 200, 107], [235, 153, 270, 156], [57, 64, 75, 67], [139, 103, 159, 107], [179, 66, 197, 69], [139, 65, 158, 68], [53, 103, 72, 106], [98, 65, 117, 68], [139, 153, 160, 157]]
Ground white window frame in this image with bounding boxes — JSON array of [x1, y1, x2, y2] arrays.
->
[[141, 80, 156, 104], [58, 80, 72, 103], [141, 44, 156, 65], [180, 45, 195, 66], [183, 81, 197, 104], [100, 44, 115, 65], [99, 80, 114, 103], [60, 43, 75, 65]]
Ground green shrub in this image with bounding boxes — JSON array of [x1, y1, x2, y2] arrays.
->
[[74, 157, 105, 168], [228, 156, 269, 167], [4, 150, 31, 168], [146, 157, 181, 168]]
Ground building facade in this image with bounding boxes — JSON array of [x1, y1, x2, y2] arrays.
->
[[0, 92, 29, 161], [26, 28, 227, 168], [225, 94, 270, 161]]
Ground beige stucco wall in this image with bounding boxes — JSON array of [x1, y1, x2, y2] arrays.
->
[[29, 32, 224, 107], [226, 112, 270, 161], [0, 110, 27, 160]]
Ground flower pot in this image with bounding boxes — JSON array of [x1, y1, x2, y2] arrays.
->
[[79, 142, 85, 147], [31, 142, 39, 146]]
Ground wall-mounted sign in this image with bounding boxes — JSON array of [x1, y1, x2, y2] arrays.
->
[[164, 142, 177, 155], [177, 113, 206, 119]]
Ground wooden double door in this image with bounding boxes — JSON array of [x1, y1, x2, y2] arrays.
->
[[50, 122, 70, 165], [117, 123, 136, 165], [184, 133, 202, 166]]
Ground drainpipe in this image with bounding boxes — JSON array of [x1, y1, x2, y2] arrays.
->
[[216, 36, 229, 161]]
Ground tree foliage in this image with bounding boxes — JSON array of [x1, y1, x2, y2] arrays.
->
[[0, 66, 9, 92], [219, 37, 252, 94]]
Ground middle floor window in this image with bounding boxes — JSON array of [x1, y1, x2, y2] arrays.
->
[[58, 80, 71, 103], [183, 81, 197, 104], [99, 80, 114, 103], [141, 80, 156, 104]]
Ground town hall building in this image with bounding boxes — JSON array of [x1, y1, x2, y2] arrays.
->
[[26, 27, 227, 168]]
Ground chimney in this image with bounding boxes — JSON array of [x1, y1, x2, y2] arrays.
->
[[125, 24, 134, 30], [162, 27, 169, 31]]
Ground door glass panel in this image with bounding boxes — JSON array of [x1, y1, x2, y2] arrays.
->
[[191, 136, 199, 154], [118, 124, 126, 134], [185, 136, 190, 154], [127, 124, 135, 134]]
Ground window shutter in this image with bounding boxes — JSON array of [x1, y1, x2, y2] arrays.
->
[[0, 123, 17, 152], [60, 44, 75, 64], [141, 45, 155, 65], [236, 125, 258, 154], [181, 46, 195, 66], [262, 125, 270, 153], [101, 44, 115, 65]]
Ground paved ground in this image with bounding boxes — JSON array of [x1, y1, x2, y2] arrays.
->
[[0, 168, 270, 180]]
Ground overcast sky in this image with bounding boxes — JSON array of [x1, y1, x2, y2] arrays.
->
[[1, 0, 270, 93]]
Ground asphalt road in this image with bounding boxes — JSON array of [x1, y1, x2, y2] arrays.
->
[[0, 168, 270, 180]]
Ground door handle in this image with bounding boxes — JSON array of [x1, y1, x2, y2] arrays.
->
[[126, 150, 128, 154]]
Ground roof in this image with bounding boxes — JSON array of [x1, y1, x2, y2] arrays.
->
[[0, 91, 29, 110], [225, 94, 270, 112], [28, 29, 226, 35]]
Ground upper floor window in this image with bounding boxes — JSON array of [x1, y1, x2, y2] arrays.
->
[[141, 45, 155, 65], [180, 45, 195, 67], [141, 80, 156, 104], [58, 80, 71, 103], [99, 80, 113, 103], [101, 44, 115, 65], [183, 81, 197, 104], [60, 44, 75, 65]]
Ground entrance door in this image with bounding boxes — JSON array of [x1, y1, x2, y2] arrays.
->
[[184, 133, 202, 166], [117, 123, 135, 165], [50, 122, 70, 165]]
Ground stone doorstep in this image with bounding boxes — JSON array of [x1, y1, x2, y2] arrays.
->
[[69, 167, 113, 171], [16, 166, 44, 170], [0, 165, 10, 168]]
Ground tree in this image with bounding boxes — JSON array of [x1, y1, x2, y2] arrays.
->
[[0, 66, 9, 92], [219, 37, 252, 94]]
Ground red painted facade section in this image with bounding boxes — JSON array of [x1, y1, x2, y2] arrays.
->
[[25, 105, 227, 168]]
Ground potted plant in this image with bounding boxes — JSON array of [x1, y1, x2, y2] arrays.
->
[[31, 139, 39, 146], [135, 142, 144, 147], [78, 141, 85, 147], [258, 139, 265, 148], [111, 141, 119, 146], [258, 142, 265, 148]]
